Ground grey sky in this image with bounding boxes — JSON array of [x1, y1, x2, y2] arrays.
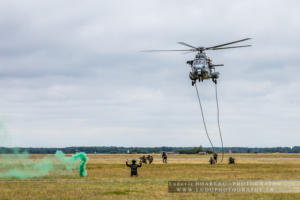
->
[[0, 0, 299, 147]]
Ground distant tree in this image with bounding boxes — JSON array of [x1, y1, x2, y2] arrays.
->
[[130, 148, 144, 154], [178, 146, 204, 154], [150, 148, 158, 153], [206, 150, 213, 154]]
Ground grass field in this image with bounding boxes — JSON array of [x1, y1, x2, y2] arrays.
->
[[1, 153, 300, 200]]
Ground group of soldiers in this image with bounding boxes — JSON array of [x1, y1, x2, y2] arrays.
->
[[126, 152, 235, 177], [139, 155, 154, 164], [209, 153, 218, 165], [126, 152, 168, 176], [209, 153, 235, 165]]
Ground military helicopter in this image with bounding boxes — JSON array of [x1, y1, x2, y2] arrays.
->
[[143, 38, 251, 86], [143, 38, 252, 162]]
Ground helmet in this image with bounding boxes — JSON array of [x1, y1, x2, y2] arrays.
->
[[132, 159, 136, 163]]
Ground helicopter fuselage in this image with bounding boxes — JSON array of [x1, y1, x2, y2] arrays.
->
[[187, 52, 220, 85]]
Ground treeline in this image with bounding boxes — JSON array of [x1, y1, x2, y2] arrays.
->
[[1, 146, 300, 154]]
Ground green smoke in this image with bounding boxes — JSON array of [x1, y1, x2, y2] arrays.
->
[[0, 150, 88, 178], [72, 152, 88, 177]]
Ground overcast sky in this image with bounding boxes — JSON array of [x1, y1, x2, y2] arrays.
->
[[0, 0, 299, 147]]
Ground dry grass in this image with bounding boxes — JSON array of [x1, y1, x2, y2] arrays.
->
[[1, 153, 300, 199]]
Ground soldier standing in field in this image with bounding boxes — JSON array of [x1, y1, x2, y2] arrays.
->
[[126, 159, 142, 176], [213, 152, 218, 163], [209, 157, 216, 165], [162, 152, 167, 163]]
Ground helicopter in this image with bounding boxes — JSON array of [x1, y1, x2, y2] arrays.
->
[[143, 38, 252, 162], [143, 38, 251, 86]]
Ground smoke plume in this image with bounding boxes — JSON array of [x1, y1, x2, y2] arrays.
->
[[0, 150, 88, 178]]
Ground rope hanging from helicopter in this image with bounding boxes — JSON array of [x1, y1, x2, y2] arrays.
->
[[194, 82, 215, 152], [214, 82, 224, 162], [194, 82, 224, 162]]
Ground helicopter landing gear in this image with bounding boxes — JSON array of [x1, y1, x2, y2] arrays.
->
[[189, 72, 195, 80], [190, 72, 197, 86], [192, 80, 196, 86], [212, 78, 217, 84]]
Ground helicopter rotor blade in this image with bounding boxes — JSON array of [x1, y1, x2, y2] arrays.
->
[[182, 51, 195, 54], [178, 42, 198, 49], [205, 38, 251, 50], [210, 45, 251, 50], [141, 49, 194, 52], [211, 64, 224, 67]]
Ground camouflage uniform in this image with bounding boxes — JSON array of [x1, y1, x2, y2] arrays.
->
[[213, 153, 218, 163], [146, 155, 153, 164], [140, 155, 147, 164], [209, 157, 216, 165], [126, 159, 142, 176], [229, 157, 235, 164], [162, 152, 167, 163]]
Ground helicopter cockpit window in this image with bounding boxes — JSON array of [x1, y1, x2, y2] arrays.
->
[[194, 60, 201, 65], [194, 59, 206, 67], [200, 59, 206, 65]]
